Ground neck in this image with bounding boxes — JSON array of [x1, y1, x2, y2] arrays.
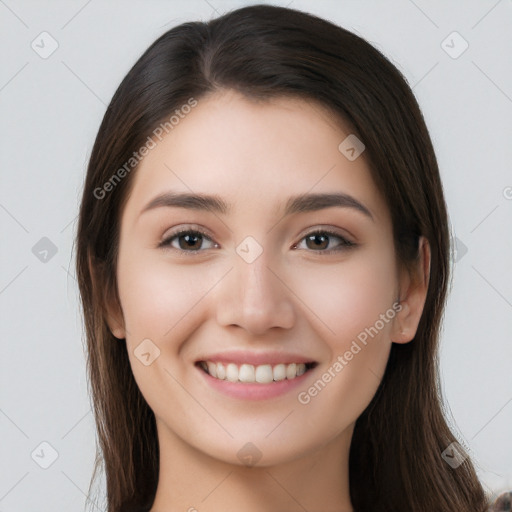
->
[[149, 419, 354, 512]]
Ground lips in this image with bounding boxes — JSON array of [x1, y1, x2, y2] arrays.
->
[[195, 352, 318, 400]]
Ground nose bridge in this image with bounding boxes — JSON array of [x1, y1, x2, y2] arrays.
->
[[240, 248, 275, 305], [216, 237, 295, 334]]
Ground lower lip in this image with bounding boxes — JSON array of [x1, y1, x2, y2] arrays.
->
[[196, 364, 314, 400]]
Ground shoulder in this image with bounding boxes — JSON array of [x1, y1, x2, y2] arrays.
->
[[488, 491, 512, 511]]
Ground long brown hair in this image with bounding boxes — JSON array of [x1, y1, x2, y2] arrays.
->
[[76, 4, 489, 511]]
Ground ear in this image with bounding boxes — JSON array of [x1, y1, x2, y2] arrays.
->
[[87, 251, 126, 339], [391, 236, 431, 344]]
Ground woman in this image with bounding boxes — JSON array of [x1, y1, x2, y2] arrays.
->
[[75, 4, 504, 511]]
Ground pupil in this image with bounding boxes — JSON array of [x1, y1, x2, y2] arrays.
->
[[308, 234, 328, 250], [181, 233, 201, 250]]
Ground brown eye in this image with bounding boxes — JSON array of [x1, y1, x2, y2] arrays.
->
[[295, 230, 355, 253], [305, 233, 329, 250], [159, 229, 217, 252], [177, 232, 203, 250]]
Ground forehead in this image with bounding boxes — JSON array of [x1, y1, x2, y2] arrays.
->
[[121, 89, 390, 227]]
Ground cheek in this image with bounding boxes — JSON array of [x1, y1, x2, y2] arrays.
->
[[291, 252, 397, 401], [116, 252, 217, 410], [291, 249, 398, 349], [289, 251, 397, 426], [116, 251, 219, 343]]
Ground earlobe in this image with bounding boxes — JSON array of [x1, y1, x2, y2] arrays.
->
[[391, 300, 412, 344], [392, 236, 431, 344], [104, 294, 126, 340], [110, 325, 126, 340]]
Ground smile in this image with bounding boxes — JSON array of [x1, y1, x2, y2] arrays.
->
[[197, 361, 317, 384]]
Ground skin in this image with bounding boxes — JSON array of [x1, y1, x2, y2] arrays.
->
[[106, 89, 430, 512]]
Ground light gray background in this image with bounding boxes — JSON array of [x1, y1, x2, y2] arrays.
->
[[1, 1, 511, 510]]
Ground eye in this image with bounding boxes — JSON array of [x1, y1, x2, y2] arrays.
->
[[158, 226, 355, 254], [159, 228, 218, 252], [293, 229, 355, 254]]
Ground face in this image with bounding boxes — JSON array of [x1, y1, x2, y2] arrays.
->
[[109, 89, 410, 467]]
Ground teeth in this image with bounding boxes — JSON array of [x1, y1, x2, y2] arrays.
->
[[239, 364, 255, 382], [255, 364, 273, 383], [273, 364, 286, 381], [216, 362, 226, 380], [207, 361, 217, 378], [286, 363, 297, 379], [199, 361, 309, 383]]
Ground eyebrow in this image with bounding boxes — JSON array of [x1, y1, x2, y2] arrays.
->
[[140, 191, 374, 221]]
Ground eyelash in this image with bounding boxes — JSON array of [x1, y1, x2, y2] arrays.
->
[[158, 226, 356, 255], [295, 229, 356, 253]]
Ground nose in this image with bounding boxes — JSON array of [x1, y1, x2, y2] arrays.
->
[[215, 246, 296, 336]]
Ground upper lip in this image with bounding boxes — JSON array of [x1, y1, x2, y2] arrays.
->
[[195, 351, 317, 366]]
